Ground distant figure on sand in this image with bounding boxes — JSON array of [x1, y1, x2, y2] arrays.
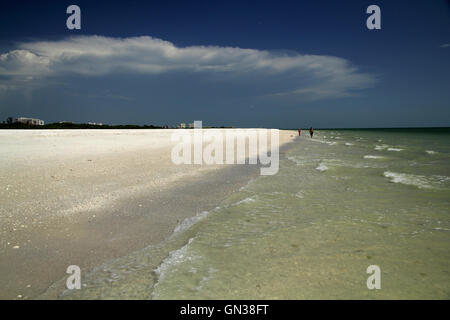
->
[[309, 127, 314, 138], [298, 129, 302, 136]]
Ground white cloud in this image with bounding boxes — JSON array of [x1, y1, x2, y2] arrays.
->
[[0, 35, 375, 100], [440, 43, 450, 48]]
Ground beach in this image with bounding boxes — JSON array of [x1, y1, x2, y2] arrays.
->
[[32, 128, 449, 300], [1, 128, 449, 299], [0, 129, 296, 299]]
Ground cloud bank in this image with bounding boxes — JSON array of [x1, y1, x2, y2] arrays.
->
[[0, 35, 375, 100]]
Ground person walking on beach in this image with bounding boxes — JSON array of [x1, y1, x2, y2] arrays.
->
[[298, 129, 302, 136], [309, 127, 314, 138]]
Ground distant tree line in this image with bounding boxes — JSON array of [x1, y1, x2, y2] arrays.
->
[[0, 117, 236, 129], [0, 118, 162, 129]]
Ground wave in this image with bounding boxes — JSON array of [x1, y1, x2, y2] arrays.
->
[[173, 210, 213, 234], [152, 237, 196, 298], [387, 148, 403, 152], [345, 142, 353, 146], [173, 196, 257, 235], [384, 171, 431, 189], [316, 163, 328, 172], [383, 171, 449, 189], [433, 227, 450, 232], [315, 158, 377, 169], [426, 150, 437, 155], [233, 196, 257, 206], [364, 155, 384, 159], [375, 144, 403, 152], [375, 144, 389, 150]]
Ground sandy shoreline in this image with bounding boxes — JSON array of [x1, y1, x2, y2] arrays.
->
[[0, 129, 296, 299]]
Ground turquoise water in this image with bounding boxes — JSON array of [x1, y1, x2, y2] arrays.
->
[[56, 129, 450, 299]]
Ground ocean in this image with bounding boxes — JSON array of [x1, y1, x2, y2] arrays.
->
[[52, 129, 450, 299]]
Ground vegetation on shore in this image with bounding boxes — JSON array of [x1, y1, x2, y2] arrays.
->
[[0, 122, 162, 129], [0, 118, 234, 130]]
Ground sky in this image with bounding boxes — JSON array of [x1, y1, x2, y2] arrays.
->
[[0, 0, 449, 128]]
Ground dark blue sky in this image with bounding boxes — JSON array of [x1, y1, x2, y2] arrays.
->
[[0, 0, 449, 128]]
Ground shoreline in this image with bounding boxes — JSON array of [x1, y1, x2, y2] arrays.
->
[[0, 129, 297, 299]]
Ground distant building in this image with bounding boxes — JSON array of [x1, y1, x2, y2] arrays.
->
[[188, 123, 194, 129], [15, 117, 44, 126], [178, 123, 186, 129], [88, 122, 103, 126]]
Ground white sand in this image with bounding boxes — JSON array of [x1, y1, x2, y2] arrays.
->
[[0, 129, 296, 299]]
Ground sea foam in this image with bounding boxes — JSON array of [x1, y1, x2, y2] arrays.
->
[[384, 171, 431, 189], [173, 211, 212, 234], [233, 197, 257, 206], [152, 237, 196, 296], [375, 144, 389, 150], [316, 163, 328, 172], [387, 148, 403, 152]]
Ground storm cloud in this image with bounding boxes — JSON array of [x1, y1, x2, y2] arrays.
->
[[0, 35, 375, 100]]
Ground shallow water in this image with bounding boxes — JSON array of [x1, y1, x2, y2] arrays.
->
[[55, 129, 450, 299]]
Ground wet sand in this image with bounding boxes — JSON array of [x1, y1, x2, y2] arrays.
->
[[0, 129, 296, 299]]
